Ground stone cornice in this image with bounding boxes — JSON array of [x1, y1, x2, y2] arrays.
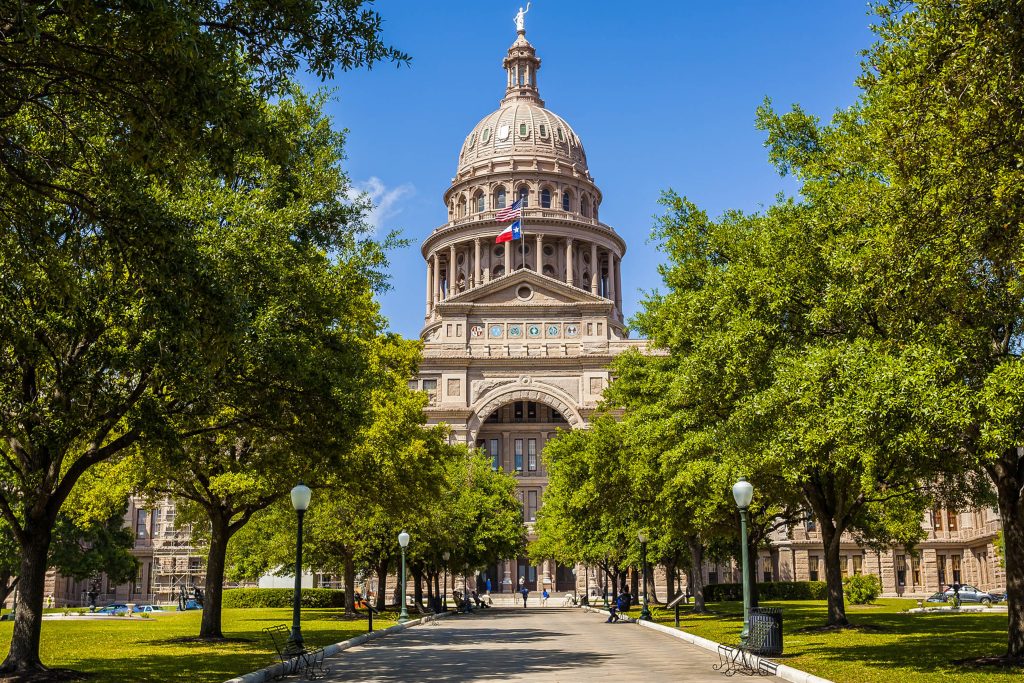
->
[[421, 214, 626, 257]]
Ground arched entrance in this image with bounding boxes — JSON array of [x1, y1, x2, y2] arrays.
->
[[467, 384, 584, 593]]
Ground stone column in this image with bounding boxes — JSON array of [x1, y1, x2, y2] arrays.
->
[[590, 242, 598, 294], [536, 234, 543, 273], [606, 253, 616, 305], [425, 257, 433, 317], [474, 238, 481, 287], [504, 240, 511, 275], [431, 252, 440, 308], [614, 254, 623, 318], [565, 238, 574, 286], [449, 243, 457, 294]]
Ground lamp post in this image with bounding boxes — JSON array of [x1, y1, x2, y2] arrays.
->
[[638, 531, 652, 621], [442, 551, 450, 611], [397, 531, 410, 624], [289, 483, 312, 648], [732, 477, 754, 645]]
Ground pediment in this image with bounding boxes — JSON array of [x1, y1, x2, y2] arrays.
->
[[444, 269, 609, 307]]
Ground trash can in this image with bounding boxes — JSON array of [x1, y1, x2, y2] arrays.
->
[[748, 607, 783, 656]]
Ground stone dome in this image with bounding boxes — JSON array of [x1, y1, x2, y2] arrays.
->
[[457, 102, 588, 175]]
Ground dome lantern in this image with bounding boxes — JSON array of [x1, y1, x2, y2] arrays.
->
[[502, 29, 543, 107]]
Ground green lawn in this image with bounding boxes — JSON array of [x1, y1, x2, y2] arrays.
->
[[621, 598, 1016, 683], [0, 608, 397, 682]]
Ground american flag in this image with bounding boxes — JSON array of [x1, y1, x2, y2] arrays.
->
[[495, 198, 522, 222]]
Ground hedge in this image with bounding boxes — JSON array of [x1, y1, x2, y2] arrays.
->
[[702, 580, 828, 602], [221, 588, 346, 608]]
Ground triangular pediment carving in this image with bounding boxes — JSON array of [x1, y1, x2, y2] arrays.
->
[[443, 269, 609, 307]]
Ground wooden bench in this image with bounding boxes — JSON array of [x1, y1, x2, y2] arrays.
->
[[264, 624, 329, 680]]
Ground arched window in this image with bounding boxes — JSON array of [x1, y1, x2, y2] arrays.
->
[[493, 265, 506, 278], [562, 191, 571, 212], [543, 264, 556, 277], [540, 188, 552, 208], [474, 191, 485, 213], [494, 187, 507, 210], [458, 196, 467, 218], [581, 195, 590, 217], [517, 185, 530, 208]]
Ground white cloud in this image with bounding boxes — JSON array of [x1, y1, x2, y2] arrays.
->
[[348, 177, 415, 233]]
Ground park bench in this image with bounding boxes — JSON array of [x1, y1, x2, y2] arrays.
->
[[712, 608, 783, 677], [264, 624, 329, 680], [713, 644, 778, 677]]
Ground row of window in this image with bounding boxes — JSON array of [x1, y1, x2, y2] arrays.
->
[[454, 186, 593, 218], [467, 122, 567, 150], [479, 436, 539, 474]]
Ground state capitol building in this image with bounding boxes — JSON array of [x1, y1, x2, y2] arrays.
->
[[30, 19, 1006, 608]]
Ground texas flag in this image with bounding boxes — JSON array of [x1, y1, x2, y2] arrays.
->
[[496, 219, 522, 243]]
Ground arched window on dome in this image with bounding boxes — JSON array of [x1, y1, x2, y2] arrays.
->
[[517, 185, 530, 208], [540, 188, 552, 209], [580, 195, 590, 218], [494, 187, 507, 210], [474, 191, 485, 213], [562, 191, 571, 212], [458, 196, 467, 218]]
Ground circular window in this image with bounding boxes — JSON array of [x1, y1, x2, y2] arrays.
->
[[543, 245, 554, 257], [516, 285, 533, 300], [583, 252, 591, 264], [457, 253, 465, 265], [494, 245, 505, 257]]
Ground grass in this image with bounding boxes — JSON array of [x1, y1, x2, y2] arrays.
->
[[0, 608, 397, 683], [619, 598, 1017, 683]]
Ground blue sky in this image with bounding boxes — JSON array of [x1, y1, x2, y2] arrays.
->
[[300, 2, 877, 339]]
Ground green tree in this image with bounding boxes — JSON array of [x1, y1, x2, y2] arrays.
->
[[133, 90, 392, 639], [754, 0, 1024, 652], [0, 2, 405, 672]]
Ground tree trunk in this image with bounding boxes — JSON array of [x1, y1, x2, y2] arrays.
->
[[687, 536, 706, 613], [343, 553, 356, 616], [200, 515, 231, 639], [0, 572, 19, 610], [425, 570, 435, 610], [746, 535, 760, 607], [646, 565, 660, 603], [665, 559, 676, 602], [630, 566, 639, 598], [412, 565, 424, 612], [375, 559, 389, 612], [820, 520, 848, 626], [990, 449, 1024, 658], [0, 523, 52, 674]]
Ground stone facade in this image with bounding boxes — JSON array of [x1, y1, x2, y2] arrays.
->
[[416, 25, 647, 595]]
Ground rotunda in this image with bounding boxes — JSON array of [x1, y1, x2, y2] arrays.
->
[[414, 22, 649, 595]]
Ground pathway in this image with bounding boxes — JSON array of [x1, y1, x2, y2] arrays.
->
[[319, 607, 777, 682]]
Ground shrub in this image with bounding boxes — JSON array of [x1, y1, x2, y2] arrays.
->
[[843, 574, 882, 605], [702, 580, 828, 602], [222, 588, 346, 609]]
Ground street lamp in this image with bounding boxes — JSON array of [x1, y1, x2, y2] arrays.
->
[[638, 531, 652, 621], [397, 531, 410, 623], [732, 477, 754, 645], [442, 551, 450, 611], [289, 483, 312, 648]]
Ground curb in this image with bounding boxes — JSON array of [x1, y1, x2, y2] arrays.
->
[[579, 606, 834, 683], [223, 611, 455, 683]]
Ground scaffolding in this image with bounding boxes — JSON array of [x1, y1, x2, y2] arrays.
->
[[149, 500, 204, 603]]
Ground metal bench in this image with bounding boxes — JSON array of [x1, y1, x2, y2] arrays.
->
[[713, 644, 779, 677], [264, 624, 329, 680]]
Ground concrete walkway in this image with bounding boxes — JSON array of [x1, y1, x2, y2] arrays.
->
[[319, 607, 777, 682]]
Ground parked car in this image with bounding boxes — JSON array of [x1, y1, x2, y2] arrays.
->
[[925, 592, 947, 603], [988, 589, 1006, 603], [936, 585, 997, 605], [96, 603, 129, 615], [132, 604, 164, 614]]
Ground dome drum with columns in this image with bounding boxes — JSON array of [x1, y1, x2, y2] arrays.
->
[[414, 22, 651, 595]]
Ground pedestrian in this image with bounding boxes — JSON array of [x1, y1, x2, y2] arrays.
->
[[486, 577, 492, 594], [605, 600, 619, 623], [541, 588, 549, 606], [520, 586, 529, 608]]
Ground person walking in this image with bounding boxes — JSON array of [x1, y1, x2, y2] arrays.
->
[[541, 588, 549, 606], [520, 586, 529, 608]]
